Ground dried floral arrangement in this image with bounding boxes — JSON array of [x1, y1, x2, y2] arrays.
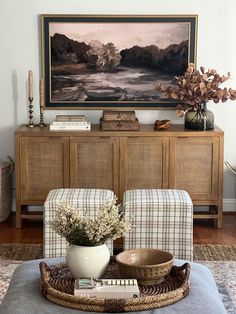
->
[[156, 63, 236, 116], [48, 199, 133, 246]]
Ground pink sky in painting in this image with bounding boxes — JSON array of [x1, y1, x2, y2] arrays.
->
[[49, 22, 189, 50]]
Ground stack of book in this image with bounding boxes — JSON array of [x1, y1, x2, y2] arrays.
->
[[50, 115, 91, 131]]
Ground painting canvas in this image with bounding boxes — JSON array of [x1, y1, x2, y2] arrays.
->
[[42, 15, 197, 109]]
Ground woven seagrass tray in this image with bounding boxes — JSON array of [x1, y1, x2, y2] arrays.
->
[[40, 260, 190, 313]]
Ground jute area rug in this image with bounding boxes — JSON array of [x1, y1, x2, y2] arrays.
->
[[0, 243, 236, 313], [193, 244, 236, 314]]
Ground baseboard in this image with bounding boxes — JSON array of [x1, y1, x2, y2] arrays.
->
[[223, 199, 236, 212]]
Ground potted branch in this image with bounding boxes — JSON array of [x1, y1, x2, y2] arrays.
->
[[156, 63, 236, 130]]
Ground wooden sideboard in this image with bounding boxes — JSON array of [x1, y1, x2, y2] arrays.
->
[[15, 124, 224, 228]]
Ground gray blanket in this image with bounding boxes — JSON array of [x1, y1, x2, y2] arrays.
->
[[0, 258, 226, 314]]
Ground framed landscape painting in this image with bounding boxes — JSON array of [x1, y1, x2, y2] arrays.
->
[[41, 15, 197, 109]]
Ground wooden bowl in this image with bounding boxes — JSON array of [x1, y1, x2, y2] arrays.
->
[[116, 248, 174, 285]]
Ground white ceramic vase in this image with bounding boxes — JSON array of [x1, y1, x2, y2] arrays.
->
[[66, 244, 110, 279]]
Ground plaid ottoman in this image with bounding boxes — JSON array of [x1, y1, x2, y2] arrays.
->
[[44, 188, 115, 258], [123, 189, 193, 260]]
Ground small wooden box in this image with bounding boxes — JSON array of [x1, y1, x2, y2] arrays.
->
[[100, 118, 139, 131], [103, 111, 136, 121]]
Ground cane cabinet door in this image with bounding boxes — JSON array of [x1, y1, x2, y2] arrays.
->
[[120, 137, 169, 197], [19, 136, 69, 201], [169, 136, 219, 201], [70, 137, 119, 196]]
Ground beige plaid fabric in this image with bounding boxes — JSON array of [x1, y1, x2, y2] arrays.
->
[[44, 188, 114, 258], [123, 189, 193, 260]]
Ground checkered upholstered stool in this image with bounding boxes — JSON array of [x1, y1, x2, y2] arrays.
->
[[44, 188, 115, 258], [123, 189, 193, 260]]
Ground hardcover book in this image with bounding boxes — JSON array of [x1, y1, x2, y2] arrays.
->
[[55, 115, 86, 122], [50, 121, 91, 131]]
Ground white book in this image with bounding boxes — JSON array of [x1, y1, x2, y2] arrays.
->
[[50, 121, 91, 131], [52, 121, 88, 126]]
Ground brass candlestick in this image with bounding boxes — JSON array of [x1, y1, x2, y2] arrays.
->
[[37, 106, 47, 127], [26, 97, 35, 128]]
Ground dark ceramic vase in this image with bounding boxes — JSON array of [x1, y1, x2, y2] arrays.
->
[[184, 103, 214, 130]]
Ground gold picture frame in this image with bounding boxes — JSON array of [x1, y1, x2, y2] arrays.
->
[[41, 14, 198, 109]]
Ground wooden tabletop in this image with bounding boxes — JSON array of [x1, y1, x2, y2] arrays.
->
[[15, 124, 224, 137]]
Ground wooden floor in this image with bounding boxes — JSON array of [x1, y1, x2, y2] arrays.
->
[[0, 214, 235, 245], [193, 215, 236, 244]]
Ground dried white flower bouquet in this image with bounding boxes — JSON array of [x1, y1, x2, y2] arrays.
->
[[48, 199, 133, 246]]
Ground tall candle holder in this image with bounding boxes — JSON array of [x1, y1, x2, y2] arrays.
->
[[26, 97, 35, 128], [37, 106, 47, 127], [37, 78, 47, 127]]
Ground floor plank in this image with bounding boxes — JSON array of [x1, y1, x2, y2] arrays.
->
[[0, 214, 235, 245], [193, 215, 236, 244], [0, 215, 43, 244]]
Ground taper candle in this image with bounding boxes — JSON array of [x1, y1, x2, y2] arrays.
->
[[39, 79, 44, 108], [28, 70, 33, 98]]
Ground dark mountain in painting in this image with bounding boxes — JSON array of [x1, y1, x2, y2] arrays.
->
[[51, 33, 188, 75], [158, 40, 188, 75], [51, 34, 120, 71], [120, 45, 160, 68], [120, 40, 188, 75], [51, 33, 90, 66]]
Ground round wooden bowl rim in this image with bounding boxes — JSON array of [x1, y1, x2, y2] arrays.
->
[[116, 249, 174, 268]]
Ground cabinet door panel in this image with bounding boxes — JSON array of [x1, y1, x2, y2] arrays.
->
[[120, 137, 169, 196], [169, 137, 219, 201], [70, 137, 119, 195], [20, 137, 69, 200]]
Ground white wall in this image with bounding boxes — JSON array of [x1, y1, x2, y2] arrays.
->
[[1, 0, 236, 209]]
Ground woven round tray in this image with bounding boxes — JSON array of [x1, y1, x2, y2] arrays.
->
[[39, 259, 190, 313]]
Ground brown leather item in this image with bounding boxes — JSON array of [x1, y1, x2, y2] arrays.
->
[[154, 119, 171, 130]]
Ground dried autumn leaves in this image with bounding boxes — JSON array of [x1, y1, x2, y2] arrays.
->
[[156, 63, 236, 117]]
